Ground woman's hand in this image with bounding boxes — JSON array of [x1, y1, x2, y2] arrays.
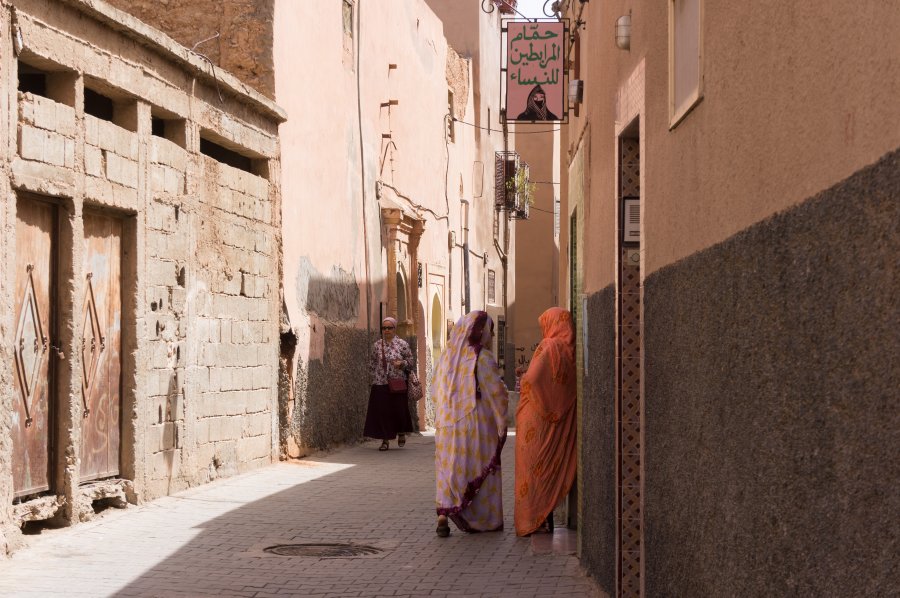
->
[[392, 359, 405, 368]]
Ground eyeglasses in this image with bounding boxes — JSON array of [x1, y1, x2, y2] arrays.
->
[[381, 326, 395, 330]]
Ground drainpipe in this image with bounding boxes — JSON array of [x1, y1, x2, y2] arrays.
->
[[460, 199, 471, 313], [500, 110, 510, 353], [356, 0, 372, 340]]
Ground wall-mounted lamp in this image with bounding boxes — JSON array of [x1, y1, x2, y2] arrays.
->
[[568, 79, 584, 105], [615, 15, 631, 50]]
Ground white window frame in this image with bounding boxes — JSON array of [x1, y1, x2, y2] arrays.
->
[[668, 0, 704, 129]]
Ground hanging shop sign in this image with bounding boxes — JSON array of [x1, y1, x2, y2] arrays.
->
[[504, 20, 568, 123]]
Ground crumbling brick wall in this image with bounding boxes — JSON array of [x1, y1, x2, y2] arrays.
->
[[0, 0, 285, 553], [105, 0, 276, 99]]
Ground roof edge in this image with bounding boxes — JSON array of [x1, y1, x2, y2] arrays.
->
[[56, 0, 287, 123]]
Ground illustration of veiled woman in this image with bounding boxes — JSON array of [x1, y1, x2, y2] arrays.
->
[[516, 84, 559, 121]]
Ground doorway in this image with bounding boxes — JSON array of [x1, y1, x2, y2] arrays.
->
[[80, 211, 124, 481], [431, 293, 443, 367], [617, 123, 643, 596], [12, 196, 59, 498]]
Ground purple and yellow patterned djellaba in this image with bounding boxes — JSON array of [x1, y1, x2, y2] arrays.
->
[[433, 311, 509, 532]]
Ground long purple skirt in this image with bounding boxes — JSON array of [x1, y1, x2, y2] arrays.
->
[[363, 384, 414, 440]]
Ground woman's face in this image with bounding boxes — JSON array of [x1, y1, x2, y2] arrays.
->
[[381, 320, 396, 341]]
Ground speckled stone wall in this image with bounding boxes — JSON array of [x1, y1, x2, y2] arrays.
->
[[580, 286, 616, 594], [292, 326, 371, 450], [643, 148, 900, 596]]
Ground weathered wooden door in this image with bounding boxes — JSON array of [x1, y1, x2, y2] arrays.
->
[[80, 212, 122, 481], [12, 198, 56, 498]]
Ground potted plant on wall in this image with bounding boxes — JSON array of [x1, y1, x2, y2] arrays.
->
[[506, 162, 534, 219]]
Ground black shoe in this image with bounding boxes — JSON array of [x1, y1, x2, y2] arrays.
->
[[436, 517, 450, 537]]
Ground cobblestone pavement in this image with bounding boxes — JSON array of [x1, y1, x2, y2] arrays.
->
[[0, 433, 604, 597]]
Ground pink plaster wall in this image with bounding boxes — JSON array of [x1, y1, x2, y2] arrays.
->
[[569, 0, 900, 293], [275, 0, 509, 355]]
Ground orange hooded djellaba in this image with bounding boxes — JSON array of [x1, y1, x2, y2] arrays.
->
[[514, 307, 577, 536]]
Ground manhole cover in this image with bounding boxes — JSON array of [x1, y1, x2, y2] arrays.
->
[[263, 543, 383, 558]]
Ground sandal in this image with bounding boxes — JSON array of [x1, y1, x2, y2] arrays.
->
[[397, 434, 406, 447], [379, 441, 389, 451], [436, 516, 450, 538]]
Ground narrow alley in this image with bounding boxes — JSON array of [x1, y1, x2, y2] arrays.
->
[[0, 0, 896, 596], [0, 434, 603, 598]]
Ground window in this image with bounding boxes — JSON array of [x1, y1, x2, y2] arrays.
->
[[496, 318, 506, 367], [17, 60, 76, 107], [554, 199, 560, 240], [199, 130, 268, 176], [668, 0, 703, 128], [488, 270, 496, 304], [569, 212, 578, 327], [151, 108, 187, 148], [84, 88, 114, 122], [446, 91, 455, 142], [84, 85, 138, 132]]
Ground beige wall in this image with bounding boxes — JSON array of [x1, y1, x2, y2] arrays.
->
[[571, 0, 900, 292], [513, 125, 560, 369]]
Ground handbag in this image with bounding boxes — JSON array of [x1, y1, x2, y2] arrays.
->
[[382, 340, 408, 394], [407, 371, 423, 402]]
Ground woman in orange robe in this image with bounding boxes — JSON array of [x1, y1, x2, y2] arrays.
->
[[514, 307, 577, 536]]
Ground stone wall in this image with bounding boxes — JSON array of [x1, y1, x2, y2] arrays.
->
[[0, 0, 284, 552], [579, 286, 616, 594], [292, 325, 371, 450], [643, 149, 900, 596], [104, 0, 275, 99]]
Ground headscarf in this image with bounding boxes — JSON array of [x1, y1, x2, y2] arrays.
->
[[381, 316, 398, 328], [433, 311, 493, 428], [525, 85, 549, 120], [514, 307, 576, 536], [537, 307, 575, 382]]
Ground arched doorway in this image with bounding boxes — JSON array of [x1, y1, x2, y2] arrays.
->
[[431, 293, 443, 367], [396, 271, 407, 324]]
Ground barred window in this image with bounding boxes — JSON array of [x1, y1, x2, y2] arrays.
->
[[497, 318, 506, 365], [488, 269, 496, 304]]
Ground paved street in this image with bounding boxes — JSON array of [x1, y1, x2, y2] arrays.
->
[[0, 434, 603, 597]]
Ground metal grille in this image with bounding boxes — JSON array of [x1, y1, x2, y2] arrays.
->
[[263, 543, 383, 558], [494, 151, 518, 211], [617, 135, 643, 598], [488, 269, 496, 304], [493, 151, 531, 220]]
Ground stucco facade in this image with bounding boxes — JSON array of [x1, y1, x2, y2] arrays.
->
[[275, 0, 514, 454], [559, 0, 900, 595], [511, 127, 561, 376], [0, 0, 284, 554]]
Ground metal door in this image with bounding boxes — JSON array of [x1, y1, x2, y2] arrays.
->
[[80, 212, 122, 481], [12, 198, 56, 497]]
